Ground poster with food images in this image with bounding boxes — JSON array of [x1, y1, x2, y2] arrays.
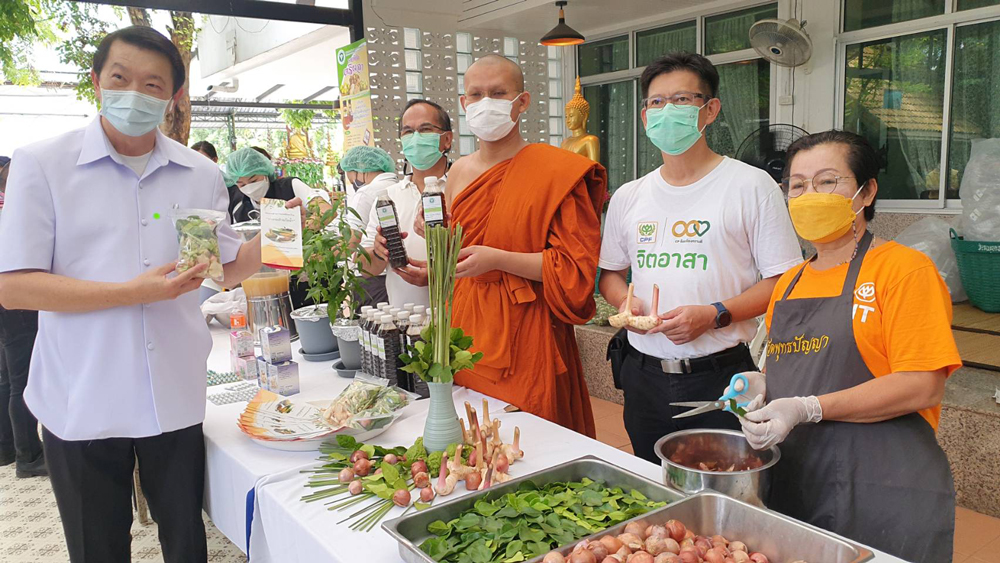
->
[[336, 38, 374, 151]]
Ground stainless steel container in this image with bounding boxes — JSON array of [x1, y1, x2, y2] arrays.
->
[[542, 491, 873, 563], [382, 455, 686, 563], [655, 428, 779, 507], [247, 292, 298, 344]]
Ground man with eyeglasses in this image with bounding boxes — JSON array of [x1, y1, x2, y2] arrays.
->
[[598, 52, 803, 463], [363, 98, 453, 308]]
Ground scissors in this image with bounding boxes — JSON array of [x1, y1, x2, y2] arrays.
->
[[669, 373, 751, 419]]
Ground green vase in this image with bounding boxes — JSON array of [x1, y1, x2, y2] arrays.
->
[[423, 381, 463, 452]]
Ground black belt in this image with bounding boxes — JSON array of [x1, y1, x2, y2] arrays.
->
[[628, 344, 749, 375]]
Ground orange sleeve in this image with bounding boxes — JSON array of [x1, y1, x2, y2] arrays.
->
[[881, 264, 963, 376], [541, 177, 603, 325]]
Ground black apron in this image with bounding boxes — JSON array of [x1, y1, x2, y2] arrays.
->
[[765, 231, 954, 563], [229, 177, 298, 224]]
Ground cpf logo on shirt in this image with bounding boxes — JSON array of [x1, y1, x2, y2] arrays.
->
[[637, 222, 657, 244]]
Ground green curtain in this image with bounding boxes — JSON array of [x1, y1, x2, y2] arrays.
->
[[705, 4, 778, 55], [584, 81, 635, 195], [707, 60, 770, 157], [635, 23, 697, 67]]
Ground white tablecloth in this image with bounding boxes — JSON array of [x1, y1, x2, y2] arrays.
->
[[200, 325, 906, 562]]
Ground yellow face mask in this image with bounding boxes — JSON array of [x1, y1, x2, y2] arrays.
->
[[787, 186, 865, 244]]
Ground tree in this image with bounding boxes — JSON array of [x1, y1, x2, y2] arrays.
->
[[0, 0, 56, 85]]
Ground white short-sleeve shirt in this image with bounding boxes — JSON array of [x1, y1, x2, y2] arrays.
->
[[0, 117, 244, 440], [599, 157, 803, 360], [361, 177, 432, 308]]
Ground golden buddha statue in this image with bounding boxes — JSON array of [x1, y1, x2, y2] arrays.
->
[[285, 127, 313, 160], [560, 77, 600, 162]]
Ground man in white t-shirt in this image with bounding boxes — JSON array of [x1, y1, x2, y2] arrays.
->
[[363, 99, 453, 308], [599, 52, 803, 463]]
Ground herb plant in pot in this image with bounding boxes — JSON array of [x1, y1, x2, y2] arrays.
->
[[399, 224, 483, 452], [300, 197, 369, 371]]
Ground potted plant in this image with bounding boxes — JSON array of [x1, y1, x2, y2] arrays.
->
[[299, 196, 370, 370], [399, 224, 483, 451]]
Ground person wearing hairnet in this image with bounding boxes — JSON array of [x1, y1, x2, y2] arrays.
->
[[224, 146, 330, 224], [339, 146, 397, 307]]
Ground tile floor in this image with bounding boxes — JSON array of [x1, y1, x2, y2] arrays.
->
[[0, 398, 995, 562], [590, 395, 1000, 563]]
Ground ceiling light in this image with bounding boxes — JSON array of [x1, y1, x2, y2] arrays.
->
[[540, 1, 585, 47]]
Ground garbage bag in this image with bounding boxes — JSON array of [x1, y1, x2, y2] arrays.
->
[[895, 217, 967, 303], [200, 287, 248, 327], [960, 138, 1000, 242]]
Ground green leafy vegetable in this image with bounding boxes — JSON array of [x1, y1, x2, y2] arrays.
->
[[419, 479, 667, 562], [170, 210, 225, 282], [729, 398, 748, 417]]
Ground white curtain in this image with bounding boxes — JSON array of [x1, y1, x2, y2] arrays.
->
[[709, 61, 767, 157]]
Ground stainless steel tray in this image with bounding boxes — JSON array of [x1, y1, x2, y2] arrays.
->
[[543, 491, 875, 563], [381, 455, 686, 563]]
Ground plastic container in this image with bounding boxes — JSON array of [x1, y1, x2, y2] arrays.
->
[[421, 176, 447, 229], [951, 228, 1000, 312], [376, 195, 409, 269]]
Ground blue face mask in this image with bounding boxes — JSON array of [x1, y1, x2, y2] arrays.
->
[[644, 102, 708, 156], [99, 88, 170, 137], [401, 132, 444, 171]]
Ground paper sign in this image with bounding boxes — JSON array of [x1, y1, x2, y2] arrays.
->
[[336, 39, 374, 150], [260, 198, 303, 269]]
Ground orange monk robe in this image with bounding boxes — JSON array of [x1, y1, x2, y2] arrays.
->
[[451, 144, 607, 438]]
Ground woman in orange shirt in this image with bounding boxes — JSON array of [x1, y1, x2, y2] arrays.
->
[[739, 131, 960, 563]]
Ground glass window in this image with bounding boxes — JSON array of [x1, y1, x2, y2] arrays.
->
[[550, 117, 563, 136], [548, 45, 561, 59], [504, 37, 519, 57], [405, 50, 421, 71], [457, 32, 472, 53], [705, 59, 771, 158], [958, 0, 1000, 8], [843, 30, 947, 201], [947, 19, 1000, 197], [705, 4, 778, 55], [843, 0, 944, 32], [549, 79, 562, 98], [578, 35, 629, 77], [549, 60, 562, 78], [636, 21, 697, 67], [584, 81, 635, 193], [459, 115, 469, 135], [549, 99, 563, 116], [460, 136, 475, 155], [405, 72, 423, 94], [458, 54, 473, 73], [404, 27, 421, 50]]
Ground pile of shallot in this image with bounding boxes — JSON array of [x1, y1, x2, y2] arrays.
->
[[541, 518, 808, 563]]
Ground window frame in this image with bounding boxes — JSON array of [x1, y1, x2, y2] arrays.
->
[[834, 0, 1000, 212], [574, 1, 779, 187]]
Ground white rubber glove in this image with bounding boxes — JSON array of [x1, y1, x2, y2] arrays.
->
[[723, 371, 766, 405], [739, 394, 823, 451]]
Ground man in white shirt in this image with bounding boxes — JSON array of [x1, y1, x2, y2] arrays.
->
[[0, 27, 299, 562], [341, 145, 397, 307], [364, 99, 453, 308], [599, 53, 803, 463]]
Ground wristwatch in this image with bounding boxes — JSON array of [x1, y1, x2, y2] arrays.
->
[[711, 302, 732, 329]]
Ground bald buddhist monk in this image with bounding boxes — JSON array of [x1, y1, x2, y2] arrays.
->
[[387, 55, 607, 437]]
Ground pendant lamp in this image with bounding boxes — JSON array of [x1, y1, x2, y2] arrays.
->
[[540, 1, 585, 46]]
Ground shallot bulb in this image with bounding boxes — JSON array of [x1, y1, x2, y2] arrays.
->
[[383, 453, 399, 465], [665, 520, 687, 543], [589, 543, 610, 560], [731, 552, 751, 563], [495, 453, 510, 474], [338, 467, 355, 483], [569, 550, 597, 563], [601, 557, 620, 563], [679, 538, 694, 549], [748, 553, 769, 563], [392, 488, 411, 507], [625, 520, 650, 539], [627, 552, 654, 563], [661, 539, 680, 555], [617, 533, 644, 551], [542, 552, 566, 563], [728, 542, 747, 554], [349, 449, 369, 463], [410, 460, 429, 477], [644, 536, 670, 556], [654, 554, 681, 563], [677, 548, 699, 563], [353, 458, 372, 476], [419, 486, 435, 503], [599, 535, 624, 553], [615, 545, 633, 560], [646, 525, 667, 540], [465, 472, 482, 490], [711, 535, 729, 547], [348, 479, 363, 496], [413, 471, 431, 489], [704, 547, 728, 563]]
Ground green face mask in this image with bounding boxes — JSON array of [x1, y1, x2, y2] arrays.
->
[[401, 132, 444, 171], [644, 102, 708, 156]]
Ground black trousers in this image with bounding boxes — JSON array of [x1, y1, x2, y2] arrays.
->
[[43, 424, 208, 563], [0, 307, 42, 466], [621, 346, 757, 464]]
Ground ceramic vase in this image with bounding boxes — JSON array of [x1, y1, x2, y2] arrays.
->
[[423, 381, 463, 452]]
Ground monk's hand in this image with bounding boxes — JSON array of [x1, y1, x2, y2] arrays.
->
[[456, 246, 499, 278], [394, 258, 428, 287], [374, 226, 408, 261], [650, 304, 717, 344]]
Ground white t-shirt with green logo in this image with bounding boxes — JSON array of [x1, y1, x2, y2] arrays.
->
[[599, 157, 803, 360]]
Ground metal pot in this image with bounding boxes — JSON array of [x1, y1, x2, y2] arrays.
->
[[654, 428, 779, 508]]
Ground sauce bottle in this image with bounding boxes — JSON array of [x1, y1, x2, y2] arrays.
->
[[394, 311, 412, 390], [421, 176, 447, 229], [380, 314, 402, 384], [358, 306, 373, 375], [375, 195, 409, 269]]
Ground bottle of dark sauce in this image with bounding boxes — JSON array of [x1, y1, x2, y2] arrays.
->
[[376, 195, 408, 269]]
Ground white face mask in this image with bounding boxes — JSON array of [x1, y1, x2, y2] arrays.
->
[[239, 179, 269, 202], [465, 93, 523, 142]]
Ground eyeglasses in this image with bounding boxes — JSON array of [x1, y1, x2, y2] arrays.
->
[[782, 172, 856, 198], [641, 92, 710, 109], [400, 124, 447, 136]]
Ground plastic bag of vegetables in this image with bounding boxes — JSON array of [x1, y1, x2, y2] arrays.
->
[[169, 208, 226, 282]]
